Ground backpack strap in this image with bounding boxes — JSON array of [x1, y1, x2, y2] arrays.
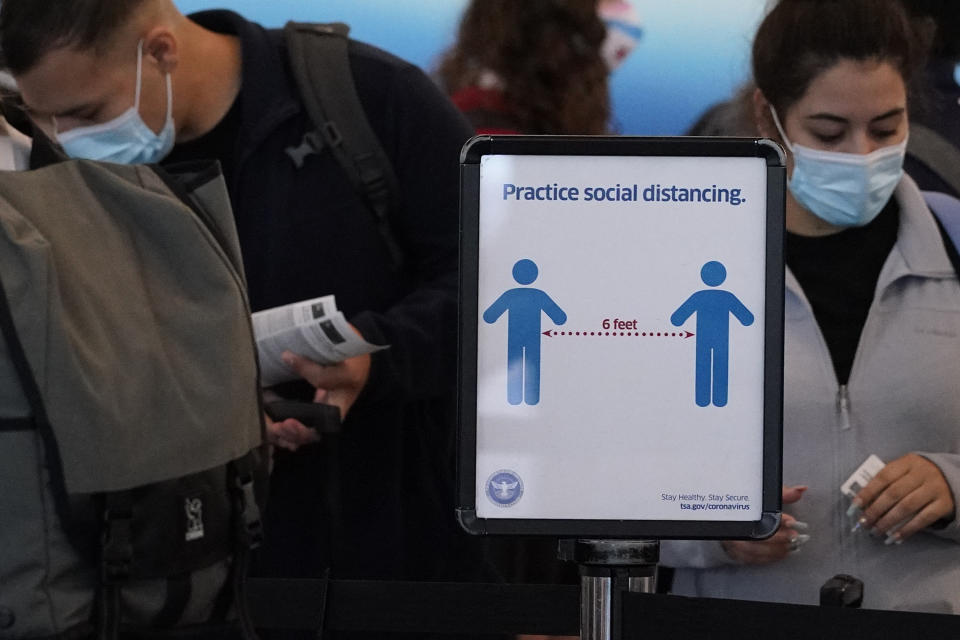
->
[[0, 416, 34, 431], [283, 21, 404, 270], [923, 190, 960, 277], [98, 491, 134, 640], [228, 454, 265, 640], [0, 270, 75, 525], [909, 124, 960, 197], [0, 272, 44, 420]]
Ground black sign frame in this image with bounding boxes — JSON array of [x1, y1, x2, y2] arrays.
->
[[457, 136, 785, 539]]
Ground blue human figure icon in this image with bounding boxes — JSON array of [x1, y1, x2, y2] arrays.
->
[[670, 261, 754, 407], [483, 259, 567, 405]]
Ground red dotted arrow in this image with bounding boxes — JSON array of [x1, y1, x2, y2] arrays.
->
[[543, 330, 694, 338]]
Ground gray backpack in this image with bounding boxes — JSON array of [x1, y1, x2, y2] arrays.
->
[[926, 190, 960, 276], [0, 113, 266, 639]]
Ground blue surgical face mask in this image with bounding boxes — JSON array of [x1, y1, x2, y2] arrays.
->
[[57, 41, 175, 164], [770, 106, 906, 228]]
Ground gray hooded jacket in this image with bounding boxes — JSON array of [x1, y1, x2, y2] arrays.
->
[[661, 176, 960, 613]]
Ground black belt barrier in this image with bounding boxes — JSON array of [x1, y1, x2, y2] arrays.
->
[[247, 579, 960, 638]]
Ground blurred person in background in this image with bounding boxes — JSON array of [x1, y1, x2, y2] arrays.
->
[[899, 0, 960, 195], [0, 68, 30, 169], [685, 82, 758, 137], [437, 0, 641, 135]]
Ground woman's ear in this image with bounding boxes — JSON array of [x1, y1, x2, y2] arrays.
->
[[753, 88, 776, 140]]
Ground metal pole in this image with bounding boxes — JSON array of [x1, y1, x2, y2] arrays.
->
[[559, 539, 660, 640], [627, 575, 656, 594], [581, 573, 613, 640]]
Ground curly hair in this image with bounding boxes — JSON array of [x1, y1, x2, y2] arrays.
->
[[437, 0, 610, 134]]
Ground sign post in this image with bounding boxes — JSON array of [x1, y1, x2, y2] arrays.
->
[[458, 136, 786, 639]]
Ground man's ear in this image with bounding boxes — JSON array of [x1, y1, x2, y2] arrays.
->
[[752, 88, 776, 140], [143, 27, 179, 74]]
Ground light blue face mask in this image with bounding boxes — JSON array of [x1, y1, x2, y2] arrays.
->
[[770, 106, 906, 228], [57, 41, 175, 164]]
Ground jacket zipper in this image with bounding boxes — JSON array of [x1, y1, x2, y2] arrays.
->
[[837, 384, 852, 431]]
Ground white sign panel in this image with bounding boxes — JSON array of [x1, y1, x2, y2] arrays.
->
[[474, 153, 769, 523]]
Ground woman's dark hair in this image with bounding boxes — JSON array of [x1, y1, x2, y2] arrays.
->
[[752, 0, 930, 115], [437, 0, 610, 135], [0, 0, 150, 75]]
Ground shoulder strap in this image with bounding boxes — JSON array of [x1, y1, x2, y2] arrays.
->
[[283, 21, 404, 269], [924, 190, 960, 277], [0, 269, 76, 536], [908, 123, 960, 197]]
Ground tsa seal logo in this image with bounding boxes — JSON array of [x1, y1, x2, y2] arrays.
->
[[486, 470, 523, 507]]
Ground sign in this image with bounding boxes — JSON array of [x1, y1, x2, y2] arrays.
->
[[458, 137, 785, 539]]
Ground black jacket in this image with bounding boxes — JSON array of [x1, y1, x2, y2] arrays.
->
[[171, 11, 476, 580]]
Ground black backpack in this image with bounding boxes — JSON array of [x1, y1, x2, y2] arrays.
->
[[283, 22, 404, 269]]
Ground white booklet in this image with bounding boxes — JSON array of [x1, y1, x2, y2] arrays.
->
[[253, 295, 387, 387]]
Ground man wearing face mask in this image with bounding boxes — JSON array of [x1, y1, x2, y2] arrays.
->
[[53, 39, 175, 164], [1, 0, 482, 589]]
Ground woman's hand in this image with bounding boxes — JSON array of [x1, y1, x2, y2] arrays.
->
[[852, 454, 955, 544], [722, 485, 809, 565]]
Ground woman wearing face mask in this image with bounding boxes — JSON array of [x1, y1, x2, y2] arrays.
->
[[436, 0, 641, 135], [660, 0, 960, 613]]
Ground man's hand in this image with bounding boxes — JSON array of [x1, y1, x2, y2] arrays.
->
[[721, 485, 808, 565], [281, 349, 372, 421], [264, 411, 320, 452], [852, 454, 954, 544]]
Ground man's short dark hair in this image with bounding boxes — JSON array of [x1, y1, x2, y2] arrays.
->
[[0, 0, 151, 74]]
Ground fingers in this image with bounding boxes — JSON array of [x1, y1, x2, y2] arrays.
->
[[326, 389, 353, 420], [723, 537, 788, 564], [852, 454, 955, 543], [781, 512, 812, 533], [283, 351, 351, 390], [853, 457, 909, 510], [782, 485, 808, 505], [722, 519, 809, 565], [265, 417, 320, 452], [890, 499, 954, 543], [282, 351, 371, 420], [860, 473, 922, 532]]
